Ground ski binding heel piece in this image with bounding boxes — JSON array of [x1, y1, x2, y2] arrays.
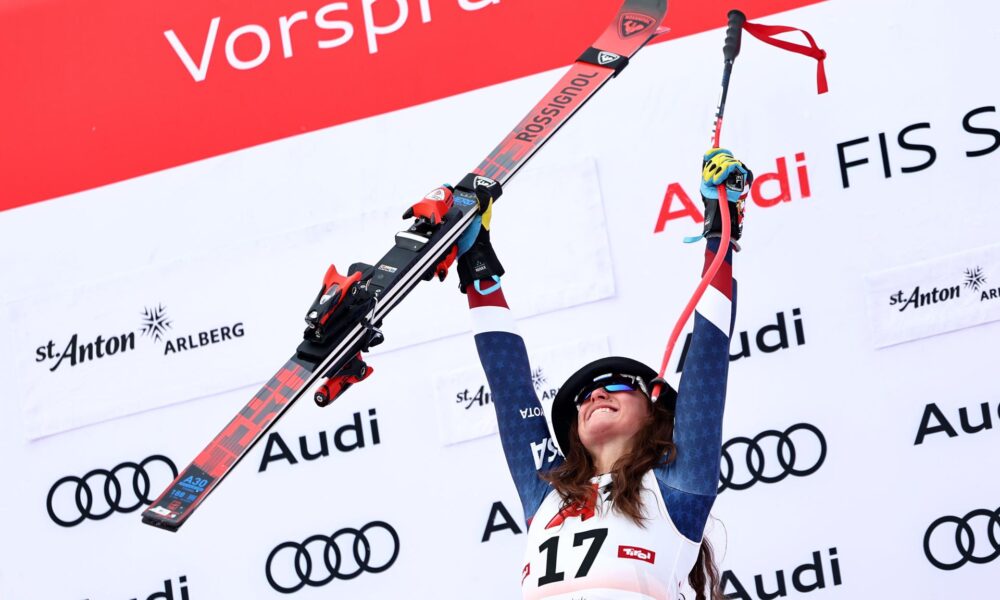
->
[[314, 353, 373, 407]]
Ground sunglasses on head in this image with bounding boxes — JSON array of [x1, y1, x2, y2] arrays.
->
[[574, 373, 647, 408]]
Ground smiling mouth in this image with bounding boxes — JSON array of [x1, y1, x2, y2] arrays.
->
[[589, 406, 618, 420]]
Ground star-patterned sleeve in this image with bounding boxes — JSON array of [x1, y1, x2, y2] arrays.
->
[[467, 284, 561, 525], [655, 237, 736, 542]]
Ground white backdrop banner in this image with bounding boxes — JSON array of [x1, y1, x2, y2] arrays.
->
[[2, 159, 613, 440], [1, 0, 998, 599]]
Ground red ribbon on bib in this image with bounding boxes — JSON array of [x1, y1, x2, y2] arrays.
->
[[545, 483, 599, 529]]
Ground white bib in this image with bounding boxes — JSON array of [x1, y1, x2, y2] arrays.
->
[[521, 472, 700, 600]]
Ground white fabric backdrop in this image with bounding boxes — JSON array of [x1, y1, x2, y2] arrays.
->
[[1, 0, 998, 598]]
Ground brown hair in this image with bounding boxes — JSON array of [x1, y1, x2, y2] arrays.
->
[[540, 399, 722, 600]]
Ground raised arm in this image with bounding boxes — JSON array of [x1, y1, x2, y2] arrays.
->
[[456, 198, 560, 525], [663, 237, 736, 496], [656, 149, 749, 540]]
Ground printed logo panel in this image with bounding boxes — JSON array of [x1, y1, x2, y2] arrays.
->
[[433, 336, 609, 446], [864, 243, 1000, 347], [6, 253, 260, 440], [718, 423, 827, 493], [618, 545, 656, 564], [914, 400, 999, 446], [256, 409, 381, 473], [924, 505, 1000, 571], [722, 547, 843, 598], [265, 521, 400, 593], [46, 455, 177, 527]]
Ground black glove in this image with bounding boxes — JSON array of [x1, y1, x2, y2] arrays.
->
[[456, 227, 505, 294], [455, 186, 505, 294]]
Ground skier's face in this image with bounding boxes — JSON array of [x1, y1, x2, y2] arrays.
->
[[576, 385, 651, 451]]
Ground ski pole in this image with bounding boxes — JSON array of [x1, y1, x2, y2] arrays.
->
[[712, 10, 746, 147], [652, 10, 745, 400]]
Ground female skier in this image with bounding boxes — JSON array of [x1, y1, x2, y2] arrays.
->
[[454, 148, 751, 600]]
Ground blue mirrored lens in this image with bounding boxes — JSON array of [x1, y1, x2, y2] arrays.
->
[[576, 381, 639, 406], [603, 383, 635, 393]]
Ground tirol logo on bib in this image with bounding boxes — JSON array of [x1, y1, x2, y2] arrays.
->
[[618, 545, 656, 564]]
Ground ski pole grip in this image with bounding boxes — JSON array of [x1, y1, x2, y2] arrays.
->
[[723, 10, 746, 62]]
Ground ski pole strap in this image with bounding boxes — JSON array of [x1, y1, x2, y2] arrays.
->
[[577, 47, 630, 76], [742, 21, 828, 94], [474, 275, 502, 295]]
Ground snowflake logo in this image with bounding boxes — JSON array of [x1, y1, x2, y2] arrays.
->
[[531, 367, 547, 391], [964, 266, 986, 291], [140, 304, 173, 342]]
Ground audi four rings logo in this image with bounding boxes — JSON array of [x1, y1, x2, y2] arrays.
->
[[46, 455, 177, 527], [266, 521, 400, 594], [924, 506, 1000, 570], [718, 423, 827, 493]]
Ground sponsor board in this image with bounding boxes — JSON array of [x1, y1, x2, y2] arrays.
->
[[257, 409, 381, 472], [655, 151, 812, 234], [265, 520, 399, 593], [434, 336, 609, 446], [5, 264, 256, 439], [655, 105, 1000, 235], [482, 500, 524, 542], [915, 400, 999, 446], [82, 575, 191, 600], [47, 455, 177, 528], [675, 308, 807, 373], [718, 423, 827, 494], [864, 243, 1000, 347], [924, 504, 1000, 571], [34, 304, 245, 373], [722, 548, 842, 600]]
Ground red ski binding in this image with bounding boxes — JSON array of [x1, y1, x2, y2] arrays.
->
[[305, 264, 363, 332], [402, 185, 454, 225], [314, 352, 373, 407]]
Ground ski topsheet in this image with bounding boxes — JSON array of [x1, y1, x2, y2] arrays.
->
[[142, 0, 668, 532]]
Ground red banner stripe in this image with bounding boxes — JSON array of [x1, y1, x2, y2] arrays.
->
[[0, 0, 822, 211]]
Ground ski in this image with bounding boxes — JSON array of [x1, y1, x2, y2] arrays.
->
[[142, 0, 669, 532]]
